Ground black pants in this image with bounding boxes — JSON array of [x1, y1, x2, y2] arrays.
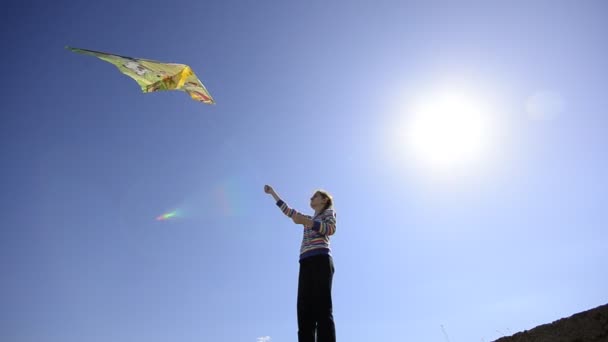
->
[[297, 254, 336, 342]]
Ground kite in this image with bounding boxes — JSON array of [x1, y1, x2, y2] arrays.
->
[[66, 46, 215, 104]]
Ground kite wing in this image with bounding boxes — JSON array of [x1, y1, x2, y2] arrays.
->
[[66, 46, 215, 104]]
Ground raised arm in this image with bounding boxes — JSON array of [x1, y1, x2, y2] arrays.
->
[[264, 185, 309, 220], [264, 184, 282, 203]]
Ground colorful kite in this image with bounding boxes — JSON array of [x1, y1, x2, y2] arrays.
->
[[67, 46, 215, 104]]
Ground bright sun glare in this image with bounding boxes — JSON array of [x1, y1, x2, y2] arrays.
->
[[404, 90, 494, 170]]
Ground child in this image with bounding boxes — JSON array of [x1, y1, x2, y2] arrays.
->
[[264, 185, 337, 342]]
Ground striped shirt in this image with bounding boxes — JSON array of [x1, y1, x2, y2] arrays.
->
[[276, 200, 337, 260]]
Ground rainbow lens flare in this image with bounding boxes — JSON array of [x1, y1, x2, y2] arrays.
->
[[156, 210, 179, 221]]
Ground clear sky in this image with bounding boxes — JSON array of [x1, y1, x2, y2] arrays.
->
[[2, 1, 607, 341]]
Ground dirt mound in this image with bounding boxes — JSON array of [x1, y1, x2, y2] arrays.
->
[[494, 303, 608, 342]]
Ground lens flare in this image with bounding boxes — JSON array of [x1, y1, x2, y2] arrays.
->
[[156, 210, 179, 221]]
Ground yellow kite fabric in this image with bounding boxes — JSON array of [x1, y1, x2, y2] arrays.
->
[[67, 47, 215, 104]]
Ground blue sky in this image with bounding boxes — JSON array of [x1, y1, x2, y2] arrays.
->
[[2, 1, 607, 341]]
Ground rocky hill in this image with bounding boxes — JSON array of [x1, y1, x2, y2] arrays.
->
[[494, 303, 608, 342]]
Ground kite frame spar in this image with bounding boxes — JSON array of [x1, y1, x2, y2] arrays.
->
[[66, 46, 215, 104]]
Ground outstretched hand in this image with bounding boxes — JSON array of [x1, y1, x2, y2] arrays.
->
[[264, 184, 281, 202]]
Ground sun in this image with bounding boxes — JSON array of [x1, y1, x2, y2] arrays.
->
[[403, 90, 494, 170]]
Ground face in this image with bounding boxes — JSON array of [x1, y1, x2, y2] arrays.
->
[[310, 192, 328, 211]]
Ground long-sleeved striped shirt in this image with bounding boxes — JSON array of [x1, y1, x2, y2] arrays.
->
[[276, 200, 337, 260]]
